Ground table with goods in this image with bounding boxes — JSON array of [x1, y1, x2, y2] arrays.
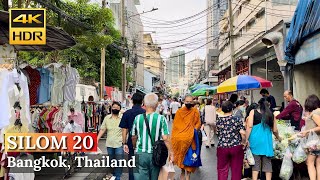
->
[[271, 120, 319, 180]]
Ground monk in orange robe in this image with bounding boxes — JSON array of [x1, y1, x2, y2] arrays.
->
[[171, 95, 201, 180]]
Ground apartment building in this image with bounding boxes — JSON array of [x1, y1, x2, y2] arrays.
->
[[205, 0, 227, 70], [165, 50, 186, 85], [187, 58, 205, 84], [108, 0, 144, 87], [143, 33, 164, 84], [217, 0, 297, 103]]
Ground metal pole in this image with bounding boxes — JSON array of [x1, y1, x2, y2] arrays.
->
[[265, 0, 268, 81], [100, 0, 106, 99], [121, 0, 127, 102], [228, 0, 236, 77]]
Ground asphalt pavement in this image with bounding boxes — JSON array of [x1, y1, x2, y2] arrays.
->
[[167, 120, 218, 180], [36, 120, 218, 180]]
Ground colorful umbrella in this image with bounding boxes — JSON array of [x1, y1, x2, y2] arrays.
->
[[191, 84, 212, 93], [217, 75, 272, 93], [192, 86, 217, 96], [189, 84, 199, 90]]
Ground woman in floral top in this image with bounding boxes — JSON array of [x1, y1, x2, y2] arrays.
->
[[216, 101, 245, 180]]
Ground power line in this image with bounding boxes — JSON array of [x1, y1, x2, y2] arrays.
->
[[133, 1, 224, 24]]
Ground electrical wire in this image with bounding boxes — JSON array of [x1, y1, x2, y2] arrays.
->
[[130, 0, 225, 24]]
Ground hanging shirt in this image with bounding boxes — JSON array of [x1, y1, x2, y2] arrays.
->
[[64, 66, 80, 102], [23, 66, 41, 105], [37, 68, 53, 104], [0, 69, 10, 129], [7, 69, 31, 126], [68, 111, 84, 129], [51, 66, 66, 105]]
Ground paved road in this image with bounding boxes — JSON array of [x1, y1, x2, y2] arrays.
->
[[36, 120, 218, 180], [167, 120, 218, 180]]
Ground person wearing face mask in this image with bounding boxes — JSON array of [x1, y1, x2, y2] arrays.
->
[[234, 100, 246, 121], [97, 101, 123, 180], [172, 95, 201, 180]]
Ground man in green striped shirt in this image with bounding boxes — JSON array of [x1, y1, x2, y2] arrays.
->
[[131, 93, 173, 180]]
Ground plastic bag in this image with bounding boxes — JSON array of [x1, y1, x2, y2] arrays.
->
[[201, 130, 208, 142], [292, 139, 307, 164], [246, 148, 255, 165], [158, 162, 175, 180], [279, 148, 293, 180], [306, 130, 320, 151]]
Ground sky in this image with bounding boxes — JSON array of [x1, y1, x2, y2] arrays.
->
[[136, 0, 207, 64]]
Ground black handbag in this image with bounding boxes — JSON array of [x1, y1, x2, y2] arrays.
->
[[143, 114, 168, 167]]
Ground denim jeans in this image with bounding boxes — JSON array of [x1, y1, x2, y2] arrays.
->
[[107, 147, 124, 180]]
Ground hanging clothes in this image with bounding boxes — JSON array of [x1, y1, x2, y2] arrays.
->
[[52, 108, 64, 133], [37, 68, 53, 104], [64, 66, 80, 102], [7, 69, 31, 126], [67, 111, 84, 130], [0, 69, 10, 129], [23, 66, 41, 106], [51, 66, 66, 105]]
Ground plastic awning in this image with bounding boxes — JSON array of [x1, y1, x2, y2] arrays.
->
[[284, 0, 320, 64]]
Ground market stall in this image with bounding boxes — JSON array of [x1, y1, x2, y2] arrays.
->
[[0, 9, 85, 179]]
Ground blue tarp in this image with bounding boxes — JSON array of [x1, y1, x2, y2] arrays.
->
[[285, 0, 320, 64]]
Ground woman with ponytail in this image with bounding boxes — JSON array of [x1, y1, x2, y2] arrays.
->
[[245, 98, 281, 180]]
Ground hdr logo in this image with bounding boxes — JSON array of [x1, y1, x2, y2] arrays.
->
[[9, 9, 46, 45]]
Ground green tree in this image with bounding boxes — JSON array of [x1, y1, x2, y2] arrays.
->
[[15, 0, 126, 88]]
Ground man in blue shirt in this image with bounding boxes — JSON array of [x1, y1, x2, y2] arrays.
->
[[260, 89, 277, 112], [119, 92, 145, 180]]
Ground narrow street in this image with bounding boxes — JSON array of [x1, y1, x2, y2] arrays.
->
[[167, 121, 218, 180]]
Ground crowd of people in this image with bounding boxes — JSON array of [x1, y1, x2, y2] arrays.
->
[[95, 89, 320, 180]]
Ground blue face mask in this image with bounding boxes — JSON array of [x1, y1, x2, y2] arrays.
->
[[240, 106, 246, 112]]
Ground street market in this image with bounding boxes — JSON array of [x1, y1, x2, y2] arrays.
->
[[0, 0, 320, 180]]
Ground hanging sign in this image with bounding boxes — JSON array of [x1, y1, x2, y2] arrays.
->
[[9, 8, 46, 45]]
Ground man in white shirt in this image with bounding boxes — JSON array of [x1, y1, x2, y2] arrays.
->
[[170, 97, 181, 121]]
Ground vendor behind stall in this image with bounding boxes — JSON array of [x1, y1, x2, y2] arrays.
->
[[275, 90, 303, 130]]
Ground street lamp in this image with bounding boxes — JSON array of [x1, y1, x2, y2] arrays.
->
[[128, 7, 158, 18]]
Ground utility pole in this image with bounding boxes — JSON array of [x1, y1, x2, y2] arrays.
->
[[100, 0, 106, 99], [121, 0, 127, 101], [228, 0, 236, 77]]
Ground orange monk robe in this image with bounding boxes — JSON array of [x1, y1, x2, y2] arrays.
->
[[171, 106, 201, 173]]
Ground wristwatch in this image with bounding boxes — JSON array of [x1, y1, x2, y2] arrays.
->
[[122, 142, 127, 145]]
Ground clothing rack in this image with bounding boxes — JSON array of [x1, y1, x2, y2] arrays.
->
[[30, 104, 62, 108]]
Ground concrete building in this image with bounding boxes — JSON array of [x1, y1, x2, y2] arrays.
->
[[108, 0, 144, 87], [144, 69, 158, 93], [165, 50, 185, 85], [143, 33, 164, 84], [205, 0, 227, 71], [217, 0, 297, 103], [187, 58, 205, 84]]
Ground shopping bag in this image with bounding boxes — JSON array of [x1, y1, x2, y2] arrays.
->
[[306, 130, 320, 151], [279, 148, 293, 180], [292, 139, 307, 164], [201, 130, 208, 142], [158, 162, 175, 180], [246, 148, 255, 165], [183, 129, 202, 167]]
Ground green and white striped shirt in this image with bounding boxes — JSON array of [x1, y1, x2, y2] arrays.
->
[[131, 112, 169, 153]]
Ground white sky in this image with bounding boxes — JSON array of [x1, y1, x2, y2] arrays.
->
[[136, 0, 207, 63]]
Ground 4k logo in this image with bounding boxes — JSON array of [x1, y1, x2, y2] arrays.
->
[[9, 9, 46, 45]]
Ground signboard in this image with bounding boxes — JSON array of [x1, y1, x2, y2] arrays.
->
[[9, 9, 46, 45], [80, 86, 86, 96]]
